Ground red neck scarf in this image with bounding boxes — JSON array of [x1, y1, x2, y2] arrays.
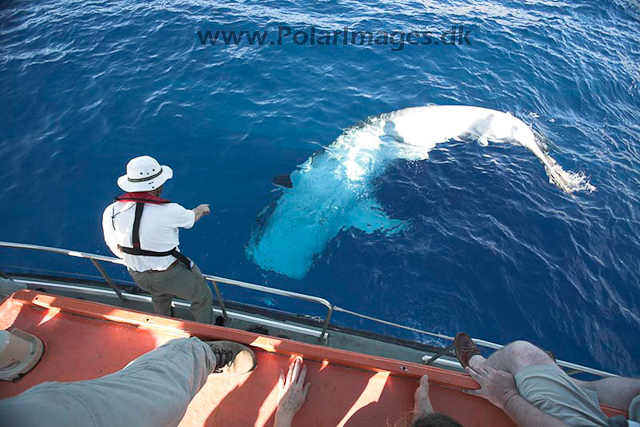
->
[[115, 192, 171, 205]]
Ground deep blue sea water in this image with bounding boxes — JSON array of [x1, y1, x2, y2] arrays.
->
[[1, 0, 639, 375]]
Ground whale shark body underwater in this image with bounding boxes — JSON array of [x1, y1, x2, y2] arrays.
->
[[246, 105, 594, 280]]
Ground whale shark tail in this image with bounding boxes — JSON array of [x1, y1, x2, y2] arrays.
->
[[530, 133, 595, 194], [540, 154, 572, 193]]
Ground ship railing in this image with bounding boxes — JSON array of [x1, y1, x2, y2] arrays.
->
[[0, 241, 617, 378]]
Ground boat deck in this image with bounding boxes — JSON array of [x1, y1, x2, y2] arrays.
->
[[0, 291, 625, 426]]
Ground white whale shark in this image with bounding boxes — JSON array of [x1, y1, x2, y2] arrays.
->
[[246, 105, 593, 279]]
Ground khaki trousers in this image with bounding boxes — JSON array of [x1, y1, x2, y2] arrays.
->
[[0, 338, 215, 427], [129, 262, 214, 324]]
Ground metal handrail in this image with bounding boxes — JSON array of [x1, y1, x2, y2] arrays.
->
[[0, 241, 334, 339], [0, 241, 617, 377], [0, 242, 127, 265], [334, 307, 617, 378], [203, 274, 334, 340], [0, 241, 127, 300], [334, 306, 502, 350]]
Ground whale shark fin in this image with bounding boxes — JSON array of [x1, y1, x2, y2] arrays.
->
[[346, 197, 408, 235], [271, 174, 293, 189]]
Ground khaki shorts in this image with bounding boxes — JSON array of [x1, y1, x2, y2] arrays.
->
[[515, 364, 609, 426]]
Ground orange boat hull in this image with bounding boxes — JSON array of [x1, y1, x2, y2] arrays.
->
[[0, 291, 626, 426]]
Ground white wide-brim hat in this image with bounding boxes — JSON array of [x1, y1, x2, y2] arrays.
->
[[117, 155, 173, 192]]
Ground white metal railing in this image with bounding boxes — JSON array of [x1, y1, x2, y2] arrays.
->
[[0, 241, 617, 378]]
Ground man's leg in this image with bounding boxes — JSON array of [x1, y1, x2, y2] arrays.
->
[[0, 338, 257, 427], [0, 338, 215, 427], [469, 340, 555, 373], [472, 340, 640, 410], [572, 376, 640, 410], [129, 270, 173, 317], [456, 335, 609, 426], [99, 337, 215, 425], [148, 263, 214, 324], [183, 264, 214, 324], [149, 293, 174, 317]]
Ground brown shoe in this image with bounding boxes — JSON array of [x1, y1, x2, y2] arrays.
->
[[206, 341, 257, 376], [454, 333, 481, 368]]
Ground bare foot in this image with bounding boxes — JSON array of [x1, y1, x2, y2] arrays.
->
[[412, 374, 434, 423]]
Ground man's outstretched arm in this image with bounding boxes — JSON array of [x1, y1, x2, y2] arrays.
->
[[192, 204, 210, 223], [464, 366, 567, 427]]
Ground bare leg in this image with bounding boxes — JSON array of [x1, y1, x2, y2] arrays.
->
[[469, 341, 556, 374], [572, 377, 640, 410]]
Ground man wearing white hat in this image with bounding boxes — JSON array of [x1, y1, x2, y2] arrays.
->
[[102, 155, 214, 324]]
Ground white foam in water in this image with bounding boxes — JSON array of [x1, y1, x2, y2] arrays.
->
[[247, 105, 595, 279], [548, 163, 597, 193]]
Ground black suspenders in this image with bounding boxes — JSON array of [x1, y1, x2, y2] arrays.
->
[[118, 203, 192, 270]]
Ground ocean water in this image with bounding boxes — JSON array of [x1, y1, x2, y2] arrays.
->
[[1, 0, 639, 375]]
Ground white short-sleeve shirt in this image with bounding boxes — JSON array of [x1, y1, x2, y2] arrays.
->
[[102, 201, 196, 272]]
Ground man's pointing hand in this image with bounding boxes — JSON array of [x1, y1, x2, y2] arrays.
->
[[193, 204, 210, 222]]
